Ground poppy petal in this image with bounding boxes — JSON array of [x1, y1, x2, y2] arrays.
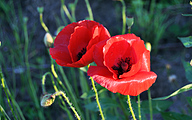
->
[[49, 45, 72, 66], [88, 66, 157, 96], [140, 50, 150, 72], [54, 22, 78, 46], [93, 40, 108, 67], [68, 26, 91, 62]]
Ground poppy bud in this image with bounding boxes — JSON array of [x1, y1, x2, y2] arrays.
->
[[145, 42, 151, 52], [0, 41, 1, 46], [40, 93, 56, 107], [44, 33, 53, 48], [190, 1, 192, 6], [37, 7, 44, 14], [190, 59, 192, 66], [126, 16, 134, 29]]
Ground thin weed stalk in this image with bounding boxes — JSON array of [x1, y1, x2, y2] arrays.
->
[[138, 94, 142, 120], [23, 17, 44, 120], [0, 105, 11, 120], [127, 95, 136, 120], [61, 0, 74, 22], [148, 88, 153, 120], [85, 0, 94, 20], [120, 0, 126, 35]]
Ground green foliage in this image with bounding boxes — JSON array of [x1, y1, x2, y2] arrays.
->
[[154, 84, 192, 100], [182, 60, 192, 82], [129, 0, 171, 53], [186, 97, 192, 107], [178, 36, 192, 48], [161, 112, 192, 120], [84, 98, 120, 112]]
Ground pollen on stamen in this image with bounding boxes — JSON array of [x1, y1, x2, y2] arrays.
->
[[77, 48, 87, 61]]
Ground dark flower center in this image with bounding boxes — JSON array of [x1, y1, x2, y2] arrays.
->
[[112, 57, 132, 78], [77, 48, 87, 61]]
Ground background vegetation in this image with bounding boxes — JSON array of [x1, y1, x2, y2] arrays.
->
[[0, 0, 192, 119]]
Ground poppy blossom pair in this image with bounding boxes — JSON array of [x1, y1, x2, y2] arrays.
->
[[49, 20, 157, 96]]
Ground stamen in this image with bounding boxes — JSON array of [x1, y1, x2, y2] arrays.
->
[[111, 57, 132, 78], [77, 48, 86, 61], [121, 62, 128, 72]]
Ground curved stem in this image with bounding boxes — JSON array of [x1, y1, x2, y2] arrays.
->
[[148, 88, 153, 120], [39, 13, 49, 33], [127, 95, 136, 120], [85, 0, 94, 20], [41, 72, 75, 120], [138, 94, 142, 120], [55, 91, 81, 120]]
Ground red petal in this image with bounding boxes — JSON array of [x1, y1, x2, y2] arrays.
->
[[87, 25, 110, 50], [49, 45, 72, 66], [140, 50, 150, 72], [78, 20, 99, 31], [93, 40, 108, 67], [88, 66, 157, 96], [68, 26, 91, 62], [103, 37, 131, 79], [120, 39, 146, 78], [54, 22, 78, 46]]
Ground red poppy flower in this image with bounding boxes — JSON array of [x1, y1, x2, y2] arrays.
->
[[87, 34, 157, 96], [49, 20, 111, 67]]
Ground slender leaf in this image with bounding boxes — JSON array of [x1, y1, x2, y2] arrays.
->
[[140, 100, 172, 114], [161, 112, 192, 120], [187, 97, 192, 107], [81, 88, 107, 99], [182, 14, 192, 16], [178, 36, 192, 48], [182, 60, 192, 82], [84, 98, 120, 112], [153, 84, 192, 100]]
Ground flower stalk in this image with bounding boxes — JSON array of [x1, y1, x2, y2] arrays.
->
[[138, 94, 142, 120], [90, 76, 105, 120], [85, 0, 94, 20], [148, 88, 153, 120], [127, 95, 136, 120]]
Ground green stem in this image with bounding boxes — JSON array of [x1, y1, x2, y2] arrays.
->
[[120, 0, 126, 35], [148, 88, 153, 120], [23, 17, 44, 120], [55, 91, 81, 120], [61, 0, 74, 22], [41, 72, 74, 120], [85, 0, 94, 20], [138, 94, 142, 120], [71, 0, 78, 22], [0, 71, 17, 120], [39, 13, 49, 33], [90, 76, 105, 120], [0, 105, 11, 120], [127, 95, 136, 120]]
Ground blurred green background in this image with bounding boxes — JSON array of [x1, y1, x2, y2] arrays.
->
[[0, 0, 192, 119]]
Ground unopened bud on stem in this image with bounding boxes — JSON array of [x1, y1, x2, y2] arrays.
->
[[44, 33, 53, 48], [126, 16, 134, 31], [41, 93, 56, 107]]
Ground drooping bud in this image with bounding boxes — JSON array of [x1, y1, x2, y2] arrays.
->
[[126, 16, 134, 30], [40, 93, 55, 107], [44, 33, 53, 48], [145, 42, 151, 52]]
